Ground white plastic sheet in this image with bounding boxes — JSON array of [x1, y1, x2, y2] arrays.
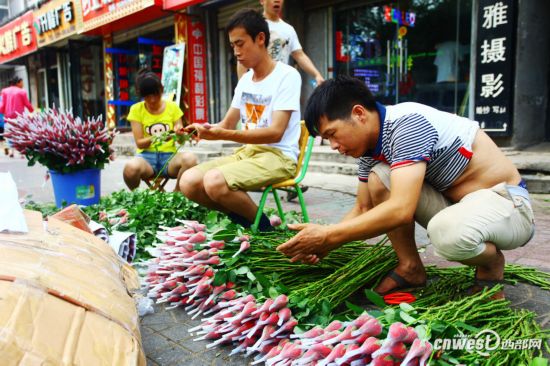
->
[[0, 172, 28, 233]]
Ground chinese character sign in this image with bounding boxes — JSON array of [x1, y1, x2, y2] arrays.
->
[[474, 0, 515, 134], [34, 0, 79, 47], [0, 12, 38, 63], [187, 19, 208, 123]]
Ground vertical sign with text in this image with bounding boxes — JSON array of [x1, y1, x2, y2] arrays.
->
[[474, 0, 515, 134], [187, 18, 208, 124]]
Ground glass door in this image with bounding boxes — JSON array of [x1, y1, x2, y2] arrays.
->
[[334, 0, 472, 115]]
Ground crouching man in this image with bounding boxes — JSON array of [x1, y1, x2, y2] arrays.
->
[[277, 76, 534, 298]]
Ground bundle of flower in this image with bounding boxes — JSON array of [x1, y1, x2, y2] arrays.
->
[[4, 108, 116, 173], [145, 221, 549, 365], [145, 221, 434, 365]]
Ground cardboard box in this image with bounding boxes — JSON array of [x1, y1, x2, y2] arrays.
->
[[0, 210, 145, 365]]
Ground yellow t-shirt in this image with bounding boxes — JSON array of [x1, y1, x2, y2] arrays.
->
[[127, 100, 184, 153]]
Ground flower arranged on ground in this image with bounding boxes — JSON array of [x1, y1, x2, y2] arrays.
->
[[5, 108, 117, 173]]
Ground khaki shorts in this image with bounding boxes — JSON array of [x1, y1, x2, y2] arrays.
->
[[371, 163, 535, 261], [195, 144, 296, 191]]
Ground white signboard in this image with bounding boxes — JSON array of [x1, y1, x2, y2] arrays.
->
[[161, 43, 185, 103]]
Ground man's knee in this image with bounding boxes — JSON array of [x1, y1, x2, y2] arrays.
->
[[180, 167, 205, 196], [203, 169, 229, 199], [427, 212, 484, 261], [173, 152, 198, 170]]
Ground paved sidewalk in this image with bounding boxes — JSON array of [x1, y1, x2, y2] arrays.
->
[[1, 154, 549, 365]]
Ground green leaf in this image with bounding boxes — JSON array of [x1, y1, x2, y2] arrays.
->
[[212, 270, 227, 286], [414, 324, 428, 340], [399, 302, 416, 313], [321, 300, 331, 315], [225, 256, 239, 266], [255, 273, 272, 288], [235, 266, 250, 275], [430, 320, 448, 334], [384, 308, 395, 323], [212, 229, 236, 241], [529, 358, 548, 366], [246, 271, 256, 281], [454, 321, 480, 333], [364, 289, 386, 308], [345, 301, 364, 314], [228, 270, 237, 283], [368, 310, 385, 319], [268, 287, 279, 298], [399, 310, 417, 324], [297, 298, 309, 308], [447, 357, 461, 365]]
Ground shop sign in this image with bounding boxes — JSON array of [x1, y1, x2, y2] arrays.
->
[[187, 18, 208, 123], [163, 0, 204, 11], [0, 12, 37, 64], [80, 0, 155, 30], [383, 6, 416, 27], [474, 0, 514, 134], [34, 0, 80, 47]]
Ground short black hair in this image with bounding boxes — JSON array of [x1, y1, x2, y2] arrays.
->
[[226, 8, 270, 47], [304, 75, 377, 137], [135, 68, 162, 98], [9, 76, 22, 86]]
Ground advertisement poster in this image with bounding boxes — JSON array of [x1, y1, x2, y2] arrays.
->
[[161, 43, 185, 103]]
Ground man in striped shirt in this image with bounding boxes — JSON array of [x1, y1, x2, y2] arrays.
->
[[277, 76, 534, 298]]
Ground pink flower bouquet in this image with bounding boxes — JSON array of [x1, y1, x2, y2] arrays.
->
[[5, 109, 117, 173]]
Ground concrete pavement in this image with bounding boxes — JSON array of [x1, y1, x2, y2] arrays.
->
[[1, 152, 549, 365]]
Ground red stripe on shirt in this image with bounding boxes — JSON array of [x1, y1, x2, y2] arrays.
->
[[458, 146, 473, 159]]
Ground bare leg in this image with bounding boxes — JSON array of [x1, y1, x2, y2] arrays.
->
[[461, 243, 505, 281], [123, 157, 154, 190], [203, 169, 259, 220], [179, 167, 225, 211], [168, 152, 198, 192], [368, 172, 427, 294]]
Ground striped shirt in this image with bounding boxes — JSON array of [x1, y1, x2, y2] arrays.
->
[[358, 102, 479, 192]]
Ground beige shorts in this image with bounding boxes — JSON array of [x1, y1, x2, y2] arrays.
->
[[195, 144, 296, 191], [371, 163, 535, 261]]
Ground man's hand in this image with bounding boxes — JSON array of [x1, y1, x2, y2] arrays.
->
[[184, 123, 217, 140], [276, 223, 334, 264]]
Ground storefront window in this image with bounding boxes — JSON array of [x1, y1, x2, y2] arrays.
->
[[335, 0, 472, 115], [112, 29, 174, 129]]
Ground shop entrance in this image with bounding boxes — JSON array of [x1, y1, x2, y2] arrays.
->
[[334, 0, 472, 116], [36, 50, 63, 111]]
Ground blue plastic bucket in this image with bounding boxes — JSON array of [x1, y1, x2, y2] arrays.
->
[[49, 168, 101, 207]]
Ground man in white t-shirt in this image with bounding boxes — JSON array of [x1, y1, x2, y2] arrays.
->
[[181, 9, 302, 232], [238, 0, 324, 86]]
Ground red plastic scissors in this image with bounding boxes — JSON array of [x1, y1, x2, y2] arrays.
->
[[383, 292, 416, 305]]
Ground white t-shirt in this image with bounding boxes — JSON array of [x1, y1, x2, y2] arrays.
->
[[266, 19, 302, 64], [231, 62, 302, 161]]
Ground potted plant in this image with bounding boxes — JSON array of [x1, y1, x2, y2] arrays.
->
[[5, 108, 117, 207]]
